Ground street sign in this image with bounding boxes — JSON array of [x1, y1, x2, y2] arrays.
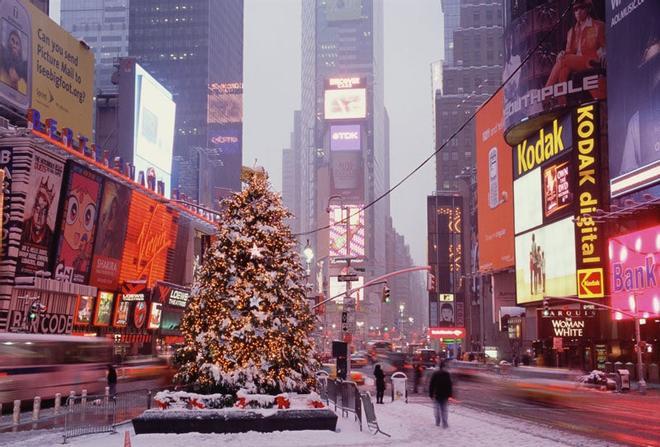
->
[[337, 274, 359, 282], [553, 337, 563, 351]]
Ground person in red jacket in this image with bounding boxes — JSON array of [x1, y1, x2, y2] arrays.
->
[[429, 361, 453, 428], [545, 0, 605, 89]]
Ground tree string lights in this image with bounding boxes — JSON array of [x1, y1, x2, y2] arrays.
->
[[174, 172, 319, 395]]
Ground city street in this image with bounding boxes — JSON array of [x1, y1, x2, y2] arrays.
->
[[356, 365, 660, 447], [3, 398, 626, 447]]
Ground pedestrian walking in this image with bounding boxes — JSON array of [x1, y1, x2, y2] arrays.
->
[[374, 364, 385, 404], [429, 360, 452, 428], [107, 364, 117, 396], [413, 363, 423, 393]]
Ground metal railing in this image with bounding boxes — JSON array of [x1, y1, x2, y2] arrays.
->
[[63, 392, 116, 443], [317, 378, 362, 430], [61, 388, 158, 443]]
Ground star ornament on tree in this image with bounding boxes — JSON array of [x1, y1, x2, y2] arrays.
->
[[249, 243, 264, 259]]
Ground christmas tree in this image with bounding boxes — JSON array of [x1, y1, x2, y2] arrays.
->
[[175, 171, 319, 395]]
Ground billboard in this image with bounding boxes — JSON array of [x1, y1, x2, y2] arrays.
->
[[515, 217, 577, 304], [208, 123, 243, 191], [207, 82, 243, 125], [503, 0, 606, 138], [93, 291, 114, 327], [119, 193, 178, 287], [0, 0, 94, 136], [324, 77, 367, 121], [89, 179, 130, 290], [537, 308, 597, 338], [606, 0, 660, 197], [53, 162, 103, 284], [328, 204, 365, 259], [513, 167, 542, 234], [609, 226, 659, 320], [542, 154, 574, 219], [73, 294, 94, 325], [133, 63, 175, 198], [15, 150, 64, 275], [476, 91, 514, 271], [330, 124, 361, 151], [324, 89, 367, 121], [330, 150, 363, 199]]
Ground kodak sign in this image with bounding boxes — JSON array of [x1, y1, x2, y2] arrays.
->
[[573, 103, 604, 299], [515, 115, 572, 178]]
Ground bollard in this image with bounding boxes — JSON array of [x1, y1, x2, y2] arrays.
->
[[649, 363, 659, 383], [32, 396, 41, 421], [105, 386, 110, 404], [68, 390, 75, 408], [54, 393, 61, 415], [147, 390, 152, 410], [604, 361, 613, 373], [81, 389, 87, 405], [12, 400, 20, 425]]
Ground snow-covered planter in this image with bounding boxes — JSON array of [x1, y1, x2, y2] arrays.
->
[[154, 389, 325, 411], [576, 370, 616, 391], [135, 390, 334, 434]]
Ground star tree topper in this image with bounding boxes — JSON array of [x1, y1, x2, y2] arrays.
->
[[249, 243, 264, 259]]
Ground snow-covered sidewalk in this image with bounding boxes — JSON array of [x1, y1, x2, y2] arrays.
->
[[4, 399, 621, 447]]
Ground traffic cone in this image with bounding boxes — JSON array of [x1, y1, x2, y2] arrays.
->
[[123, 430, 132, 447]]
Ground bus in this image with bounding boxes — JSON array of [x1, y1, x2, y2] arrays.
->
[[0, 333, 113, 406]]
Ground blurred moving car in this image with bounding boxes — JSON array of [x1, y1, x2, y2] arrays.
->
[[387, 352, 413, 374], [321, 363, 337, 380], [413, 349, 438, 368], [350, 353, 368, 368], [117, 356, 174, 384], [350, 370, 365, 385]]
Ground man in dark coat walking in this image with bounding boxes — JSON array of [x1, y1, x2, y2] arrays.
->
[[374, 364, 386, 404], [107, 364, 118, 396], [429, 360, 452, 428]]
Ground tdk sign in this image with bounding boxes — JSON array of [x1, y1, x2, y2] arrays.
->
[[330, 125, 361, 151]]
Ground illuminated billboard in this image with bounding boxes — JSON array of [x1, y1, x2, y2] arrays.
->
[[89, 179, 131, 290], [207, 82, 243, 125], [133, 63, 175, 198], [515, 217, 577, 304], [513, 167, 542, 234], [325, 0, 363, 21], [503, 0, 606, 141], [0, 0, 95, 136], [53, 162, 103, 284], [93, 291, 114, 327], [324, 77, 367, 121], [119, 193, 178, 287], [15, 150, 64, 276], [609, 226, 659, 320], [330, 125, 361, 151], [476, 91, 514, 271], [542, 155, 573, 219], [328, 204, 365, 259], [606, 0, 660, 197]]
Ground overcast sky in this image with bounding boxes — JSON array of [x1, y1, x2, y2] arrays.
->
[[243, 0, 443, 265]]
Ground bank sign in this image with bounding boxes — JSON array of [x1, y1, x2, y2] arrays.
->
[[608, 225, 659, 320], [537, 309, 597, 339]]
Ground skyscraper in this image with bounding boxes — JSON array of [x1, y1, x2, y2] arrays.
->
[[432, 0, 503, 346], [60, 0, 129, 92], [129, 0, 244, 205], [299, 0, 390, 333]]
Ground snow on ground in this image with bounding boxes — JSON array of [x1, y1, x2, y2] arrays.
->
[[3, 399, 622, 447]]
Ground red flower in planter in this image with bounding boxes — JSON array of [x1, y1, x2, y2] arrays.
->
[[275, 396, 290, 409], [155, 399, 169, 410], [235, 397, 247, 409], [308, 400, 325, 409], [189, 398, 205, 409]]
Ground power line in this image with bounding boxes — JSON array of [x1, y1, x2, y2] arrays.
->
[[293, 0, 576, 237]]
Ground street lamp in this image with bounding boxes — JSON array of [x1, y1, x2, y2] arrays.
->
[[303, 239, 314, 264]]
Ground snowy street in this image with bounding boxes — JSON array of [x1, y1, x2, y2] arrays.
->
[[3, 399, 623, 447]]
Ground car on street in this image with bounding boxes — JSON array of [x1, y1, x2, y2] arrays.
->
[[350, 353, 368, 368]]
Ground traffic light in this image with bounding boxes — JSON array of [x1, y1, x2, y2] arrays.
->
[[427, 272, 437, 292], [382, 286, 391, 303], [542, 298, 550, 317], [29, 301, 44, 321]]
